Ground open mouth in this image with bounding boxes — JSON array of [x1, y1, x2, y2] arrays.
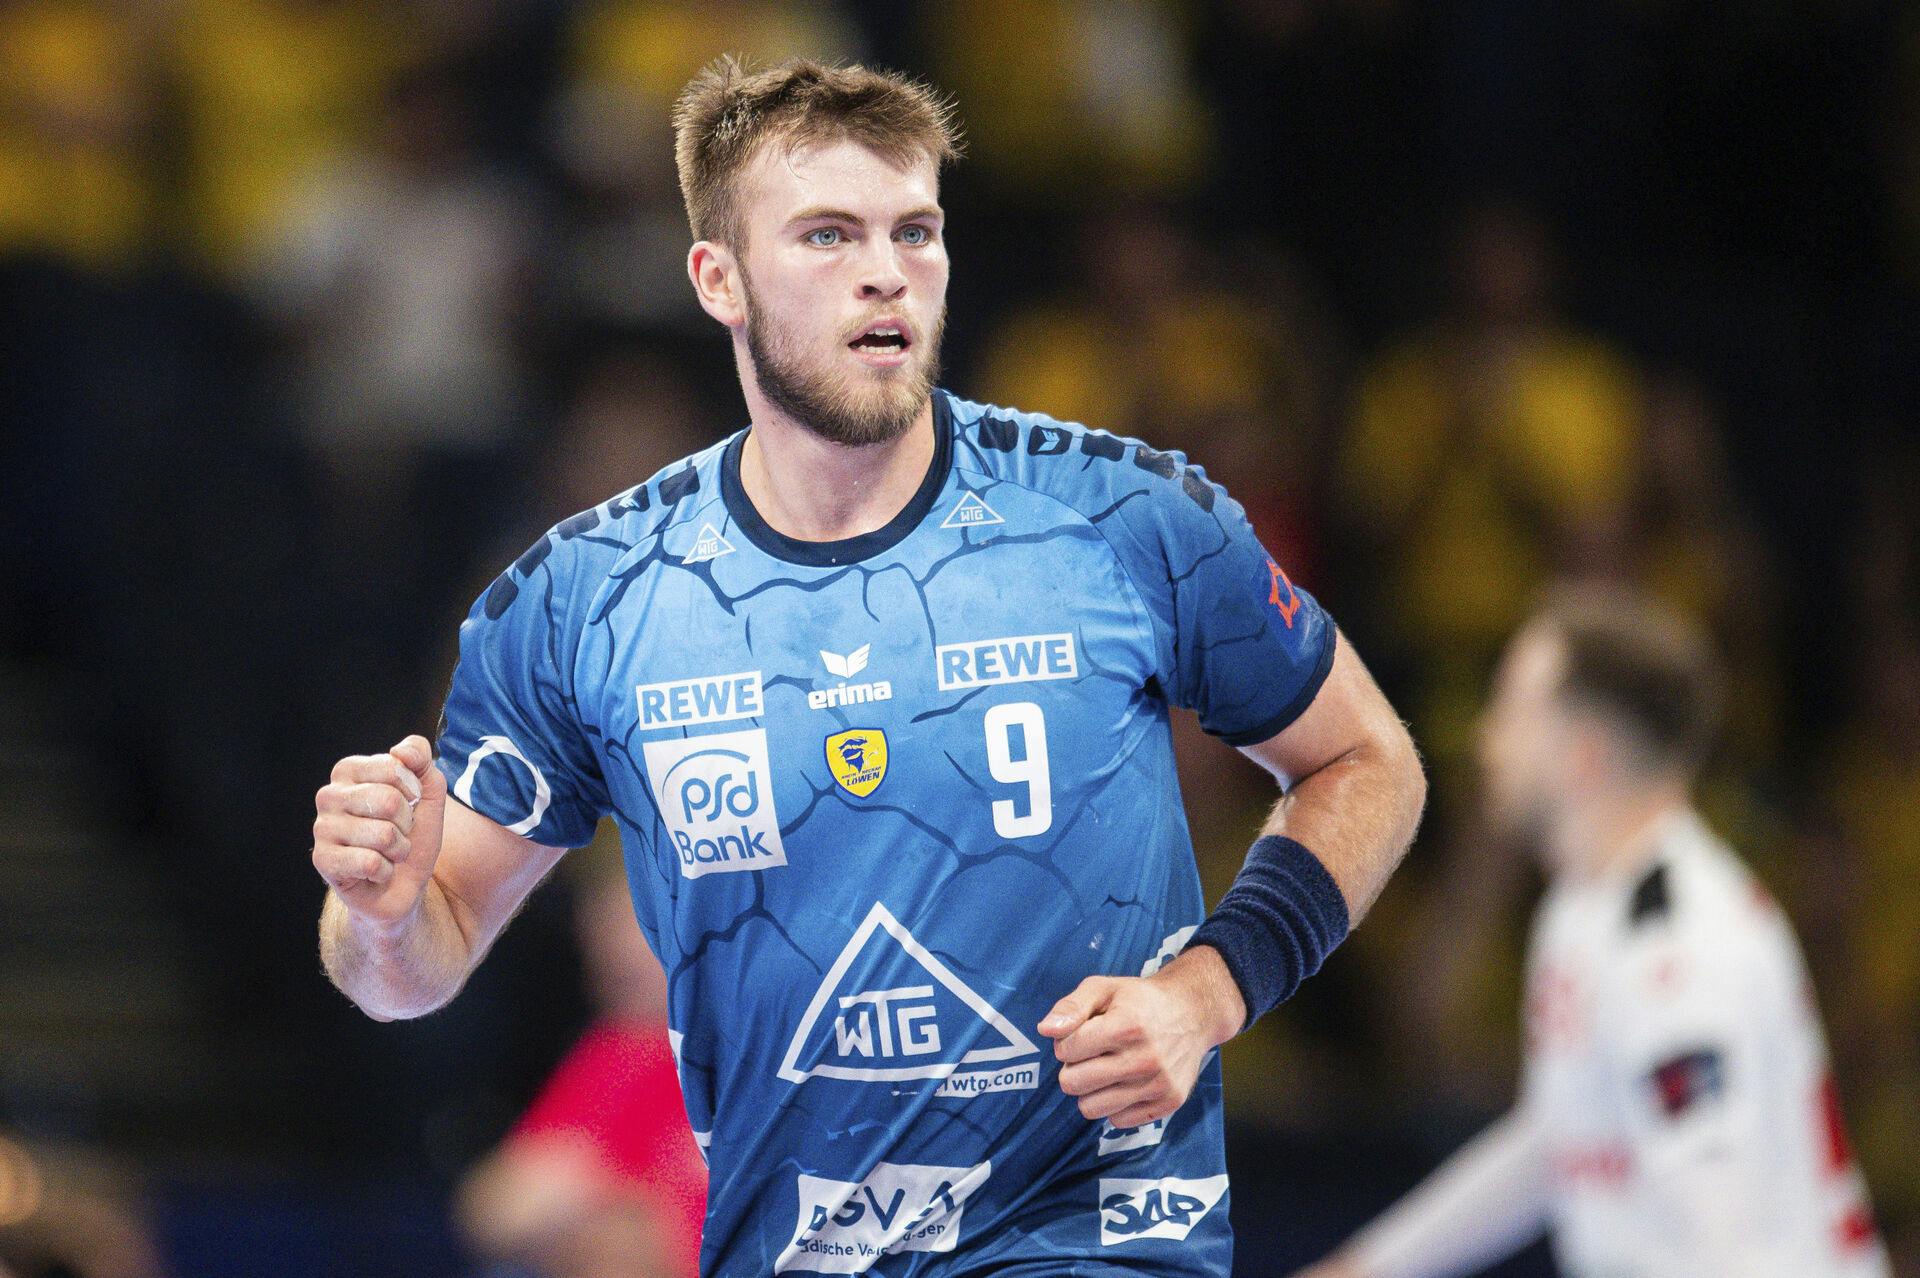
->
[[848, 324, 911, 359]]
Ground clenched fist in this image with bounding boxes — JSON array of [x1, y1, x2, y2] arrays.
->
[[1039, 947, 1245, 1131], [312, 735, 447, 928]]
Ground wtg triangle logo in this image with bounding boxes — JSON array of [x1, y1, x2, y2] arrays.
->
[[682, 522, 736, 564], [779, 902, 1041, 1099], [940, 491, 1003, 530]]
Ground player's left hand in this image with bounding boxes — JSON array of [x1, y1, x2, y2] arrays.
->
[[1039, 949, 1245, 1129]]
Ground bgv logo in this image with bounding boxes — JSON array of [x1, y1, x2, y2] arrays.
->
[[1098, 1175, 1229, 1245], [775, 1161, 990, 1274], [641, 728, 787, 879]]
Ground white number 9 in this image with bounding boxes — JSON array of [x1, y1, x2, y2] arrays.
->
[[984, 701, 1052, 839]]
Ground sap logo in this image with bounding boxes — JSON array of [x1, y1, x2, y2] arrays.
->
[[810, 643, 894, 711], [682, 522, 735, 564], [776, 1161, 991, 1274], [826, 729, 889, 798], [1098, 1175, 1229, 1245], [635, 671, 763, 729], [452, 735, 551, 837], [940, 491, 1003, 529], [641, 728, 787, 879], [935, 633, 1078, 691], [779, 902, 1040, 1099]]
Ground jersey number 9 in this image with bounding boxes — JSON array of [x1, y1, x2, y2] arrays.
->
[[984, 701, 1052, 839]]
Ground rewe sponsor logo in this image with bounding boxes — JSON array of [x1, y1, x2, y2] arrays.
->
[[779, 902, 1039, 1098], [1098, 1175, 1230, 1245], [775, 1161, 991, 1274], [940, 491, 1003, 529], [641, 728, 787, 878], [810, 643, 894, 711], [682, 522, 735, 564], [635, 671, 763, 729], [936, 633, 1077, 691]]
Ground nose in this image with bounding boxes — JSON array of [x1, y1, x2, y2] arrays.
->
[[857, 240, 908, 301]]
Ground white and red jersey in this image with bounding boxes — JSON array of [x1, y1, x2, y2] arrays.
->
[[1520, 808, 1886, 1278], [1349, 808, 1888, 1278]]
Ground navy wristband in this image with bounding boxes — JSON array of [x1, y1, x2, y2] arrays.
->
[[1189, 835, 1350, 1031]]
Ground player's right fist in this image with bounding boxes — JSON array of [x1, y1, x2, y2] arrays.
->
[[312, 735, 447, 927]]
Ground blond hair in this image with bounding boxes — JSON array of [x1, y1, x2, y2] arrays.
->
[[671, 55, 962, 247]]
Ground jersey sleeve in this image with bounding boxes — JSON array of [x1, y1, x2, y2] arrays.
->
[[435, 530, 610, 848], [1099, 457, 1336, 744]]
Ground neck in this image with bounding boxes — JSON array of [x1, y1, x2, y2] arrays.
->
[[736, 379, 936, 543], [1554, 782, 1689, 886]]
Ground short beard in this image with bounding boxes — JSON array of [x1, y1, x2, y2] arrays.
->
[[743, 282, 943, 448]]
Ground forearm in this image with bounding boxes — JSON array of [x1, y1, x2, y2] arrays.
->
[[1261, 724, 1423, 923], [318, 878, 478, 1020], [1345, 1110, 1551, 1278]]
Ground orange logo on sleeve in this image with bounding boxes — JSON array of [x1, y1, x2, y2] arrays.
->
[[1266, 559, 1301, 629]]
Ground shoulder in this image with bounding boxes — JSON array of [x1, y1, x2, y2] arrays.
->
[[476, 435, 736, 624], [1613, 814, 1802, 1008], [943, 391, 1232, 545]]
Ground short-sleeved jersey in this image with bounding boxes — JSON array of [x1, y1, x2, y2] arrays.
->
[[1522, 809, 1889, 1278], [436, 390, 1337, 1276]]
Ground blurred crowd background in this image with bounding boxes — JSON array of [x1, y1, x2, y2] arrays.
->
[[1, 1, 1917, 1275]]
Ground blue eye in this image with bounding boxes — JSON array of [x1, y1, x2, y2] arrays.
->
[[806, 227, 842, 247], [899, 225, 930, 246]]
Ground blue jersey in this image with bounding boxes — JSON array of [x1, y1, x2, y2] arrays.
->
[[437, 390, 1336, 1276]]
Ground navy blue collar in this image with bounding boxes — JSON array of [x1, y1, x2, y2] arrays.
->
[[720, 390, 955, 567]]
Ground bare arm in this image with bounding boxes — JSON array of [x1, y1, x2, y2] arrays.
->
[[1236, 629, 1427, 920], [315, 735, 567, 1020], [1044, 629, 1426, 1126]]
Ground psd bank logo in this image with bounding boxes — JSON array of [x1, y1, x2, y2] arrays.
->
[[775, 1160, 991, 1274], [1098, 1175, 1229, 1245], [641, 728, 787, 879], [779, 902, 1040, 1099]]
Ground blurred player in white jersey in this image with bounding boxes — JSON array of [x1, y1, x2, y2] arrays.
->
[[1297, 588, 1888, 1278]]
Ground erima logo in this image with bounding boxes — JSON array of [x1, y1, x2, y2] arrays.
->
[[811, 643, 894, 711], [936, 633, 1078, 691], [452, 735, 551, 837], [636, 671, 763, 729], [776, 1161, 991, 1274], [1098, 1176, 1230, 1245], [779, 902, 1040, 1098], [641, 728, 787, 878], [822, 644, 870, 679], [682, 522, 735, 563], [940, 491, 1003, 529]]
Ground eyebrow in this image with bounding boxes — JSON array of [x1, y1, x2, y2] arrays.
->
[[784, 205, 944, 229]]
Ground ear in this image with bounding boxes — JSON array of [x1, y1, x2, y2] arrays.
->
[[688, 241, 746, 329]]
